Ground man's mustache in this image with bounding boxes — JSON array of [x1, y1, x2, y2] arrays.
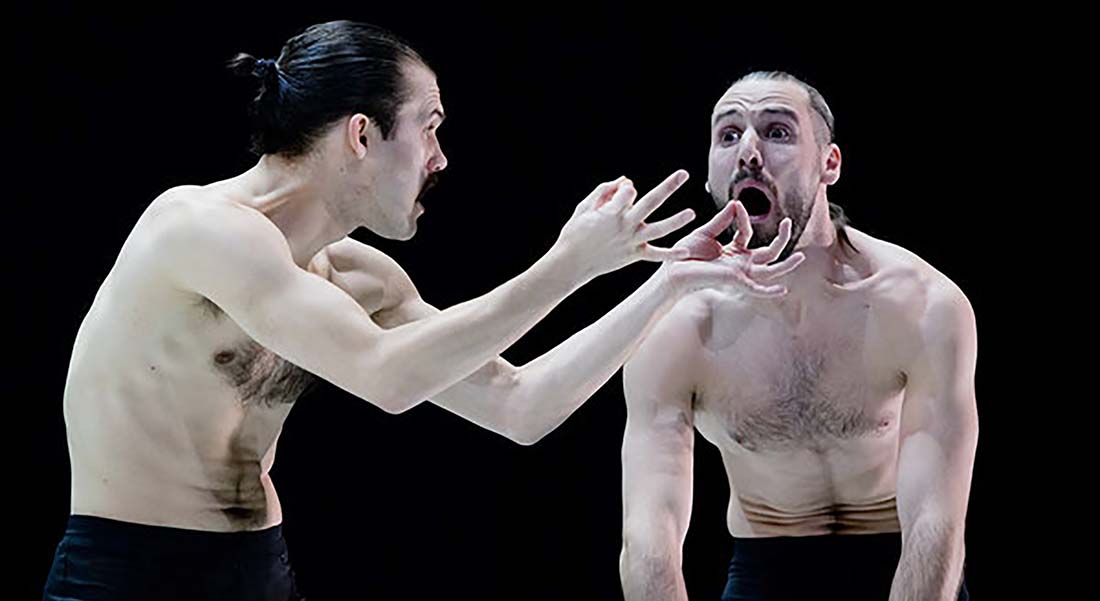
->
[[729, 167, 777, 200]]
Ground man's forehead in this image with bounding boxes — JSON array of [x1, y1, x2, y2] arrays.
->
[[418, 87, 444, 115], [403, 65, 444, 117], [712, 79, 810, 123]]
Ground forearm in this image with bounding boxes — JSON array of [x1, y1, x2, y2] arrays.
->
[[620, 541, 688, 601], [374, 243, 581, 410], [889, 517, 966, 601], [509, 266, 677, 441]]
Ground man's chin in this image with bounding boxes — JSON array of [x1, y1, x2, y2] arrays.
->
[[748, 224, 780, 249], [392, 224, 417, 241], [367, 218, 417, 241], [398, 215, 419, 241]]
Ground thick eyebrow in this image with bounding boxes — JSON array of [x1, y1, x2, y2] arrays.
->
[[713, 108, 742, 127], [425, 108, 446, 124], [761, 107, 799, 123], [712, 106, 800, 127]]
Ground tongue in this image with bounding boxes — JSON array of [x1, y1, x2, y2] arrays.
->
[[737, 187, 772, 216]]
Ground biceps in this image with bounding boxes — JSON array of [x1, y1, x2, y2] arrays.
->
[[895, 406, 977, 525], [224, 269, 388, 397], [622, 420, 694, 541]]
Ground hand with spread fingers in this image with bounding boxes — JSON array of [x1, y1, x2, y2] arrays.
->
[[661, 198, 805, 298]]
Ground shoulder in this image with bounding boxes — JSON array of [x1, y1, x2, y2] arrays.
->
[[322, 238, 410, 283], [624, 291, 714, 403], [146, 185, 283, 246], [637, 291, 715, 356], [846, 227, 972, 323], [847, 228, 976, 375], [317, 238, 420, 313], [136, 186, 294, 295]]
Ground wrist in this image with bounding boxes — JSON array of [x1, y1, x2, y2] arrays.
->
[[544, 238, 593, 287]]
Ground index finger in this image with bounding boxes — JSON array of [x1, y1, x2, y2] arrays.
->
[[578, 176, 628, 212], [625, 170, 689, 224], [693, 198, 738, 239], [731, 201, 753, 249]]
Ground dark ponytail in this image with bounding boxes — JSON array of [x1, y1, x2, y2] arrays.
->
[[227, 21, 428, 158]]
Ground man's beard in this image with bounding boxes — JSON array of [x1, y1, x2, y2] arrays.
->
[[752, 188, 810, 262], [710, 168, 813, 263]]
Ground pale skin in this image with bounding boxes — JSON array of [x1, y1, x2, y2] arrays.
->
[[619, 79, 978, 601], [61, 63, 804, 533]]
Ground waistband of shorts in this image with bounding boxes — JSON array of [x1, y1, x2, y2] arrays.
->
[[730, 532, 902, 563], [60, 514, 287, 556]]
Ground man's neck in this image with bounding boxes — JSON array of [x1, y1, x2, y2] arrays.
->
[[231, 155, 350, 268], [757, 194, 854, 324]]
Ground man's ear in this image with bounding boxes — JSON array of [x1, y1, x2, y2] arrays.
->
[[821, 143, 842, 185]]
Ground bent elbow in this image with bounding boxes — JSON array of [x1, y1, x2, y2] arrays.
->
[[507, 424, 548, 446]]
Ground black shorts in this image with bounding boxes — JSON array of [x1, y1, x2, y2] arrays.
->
[[42, 514, 305, 601], [721, 532, 969, 601]]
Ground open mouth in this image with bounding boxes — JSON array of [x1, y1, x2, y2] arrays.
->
[[417, 173, 440, 204], [737, 187, 772, 218]]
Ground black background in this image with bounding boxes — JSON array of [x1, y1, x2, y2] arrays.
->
[[17, 4, 1023, 600]]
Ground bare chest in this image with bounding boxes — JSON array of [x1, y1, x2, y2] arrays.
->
[[693, 295, 909, 453], [195, 297, 318, 409]]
